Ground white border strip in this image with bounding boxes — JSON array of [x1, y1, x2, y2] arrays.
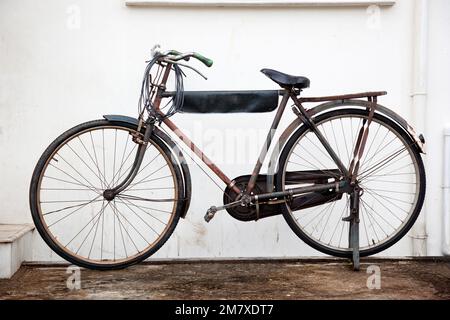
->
[[126, 1, 396, 8]]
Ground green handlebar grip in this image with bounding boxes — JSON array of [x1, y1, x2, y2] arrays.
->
[[193, 52, 213, 67], [166, 50, 213, 67]]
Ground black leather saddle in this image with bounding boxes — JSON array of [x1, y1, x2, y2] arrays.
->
[[261, 68, 310, 89]]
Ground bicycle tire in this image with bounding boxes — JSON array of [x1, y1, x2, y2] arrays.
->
[[30, 119, 184, 270], [277, 109, 426, 258]]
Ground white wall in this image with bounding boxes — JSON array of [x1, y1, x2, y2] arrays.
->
[[0, 0, 449, 261], [424, 0, 450, 256]]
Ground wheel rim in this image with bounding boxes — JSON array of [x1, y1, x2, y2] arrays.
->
[[35, 125, 178, 265], [282, 113, 421, 254]]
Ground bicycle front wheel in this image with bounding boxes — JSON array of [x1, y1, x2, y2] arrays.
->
[[277, 109, 426, 257], [30, 120, 184, 269]]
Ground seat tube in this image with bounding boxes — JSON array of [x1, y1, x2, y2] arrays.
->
[[246, 90, 290, 194]]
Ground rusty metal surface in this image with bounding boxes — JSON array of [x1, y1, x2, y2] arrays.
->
[[0, 259, 449, 300], [162, 116, 238, 193], [246, 91, 290, 194], [348, 96, 377, 182], [291, 94, 349, 176], [299, 91, 387, 103], [266, 98, 426, 192]]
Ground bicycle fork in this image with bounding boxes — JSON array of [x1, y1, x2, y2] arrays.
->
[[104, 62, 172, 201], [102, 118, 155, 201]]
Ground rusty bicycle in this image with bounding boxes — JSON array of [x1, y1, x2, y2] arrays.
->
[[29, 47, 426, 270]]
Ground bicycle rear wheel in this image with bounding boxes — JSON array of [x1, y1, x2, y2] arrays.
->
[[30, 120, 184, 269], [277, 109, 426, 257]]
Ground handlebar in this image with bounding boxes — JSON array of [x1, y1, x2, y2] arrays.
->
[[164, 50, 214, 68]]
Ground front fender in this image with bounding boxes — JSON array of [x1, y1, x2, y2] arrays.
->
[[266, 100, 426, 190], [103, 115, 192, 218]]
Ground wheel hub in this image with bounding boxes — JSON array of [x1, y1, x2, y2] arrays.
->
[[103, 189, 116, 201]]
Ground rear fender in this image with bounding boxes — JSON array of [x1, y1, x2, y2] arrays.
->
[[266, 100, 426, 191], [103, 115, 192, 218]]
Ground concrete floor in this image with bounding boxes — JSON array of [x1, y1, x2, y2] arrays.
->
[[0, 259, 449, 300]]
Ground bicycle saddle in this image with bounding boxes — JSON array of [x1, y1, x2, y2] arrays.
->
[[261, 68, 310, 89]]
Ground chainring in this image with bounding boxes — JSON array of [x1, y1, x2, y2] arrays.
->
[[223, 175, 280, 222]]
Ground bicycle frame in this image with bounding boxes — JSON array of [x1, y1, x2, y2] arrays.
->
[[31, 49, 428, 272], [109, 61, 383, 203]]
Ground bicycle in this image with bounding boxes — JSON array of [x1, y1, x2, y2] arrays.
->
[[29, 47, 426, 270]]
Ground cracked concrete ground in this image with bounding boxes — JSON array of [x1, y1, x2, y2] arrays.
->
[[0, 259, 449, 300]]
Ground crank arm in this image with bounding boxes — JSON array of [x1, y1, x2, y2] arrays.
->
[[204, 199, 242, 223]]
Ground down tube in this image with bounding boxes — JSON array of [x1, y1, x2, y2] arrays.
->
[[162, 117, 242, 194]]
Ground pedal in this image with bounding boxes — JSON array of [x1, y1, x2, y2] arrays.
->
[[204, 206, 218, 223]]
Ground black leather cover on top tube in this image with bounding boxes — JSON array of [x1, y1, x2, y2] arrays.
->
[[180, 90, 279, 113]]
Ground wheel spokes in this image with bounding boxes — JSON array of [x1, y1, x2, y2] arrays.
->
[[283, 113, 420, 252], [37, 125, 177, 264]]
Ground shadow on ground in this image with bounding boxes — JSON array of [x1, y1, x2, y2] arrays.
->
[[0, 259, 449, 300]]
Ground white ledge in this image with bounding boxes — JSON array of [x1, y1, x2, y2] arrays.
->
[[0, 224, 34, 244], [126, 0, 396, 8]]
